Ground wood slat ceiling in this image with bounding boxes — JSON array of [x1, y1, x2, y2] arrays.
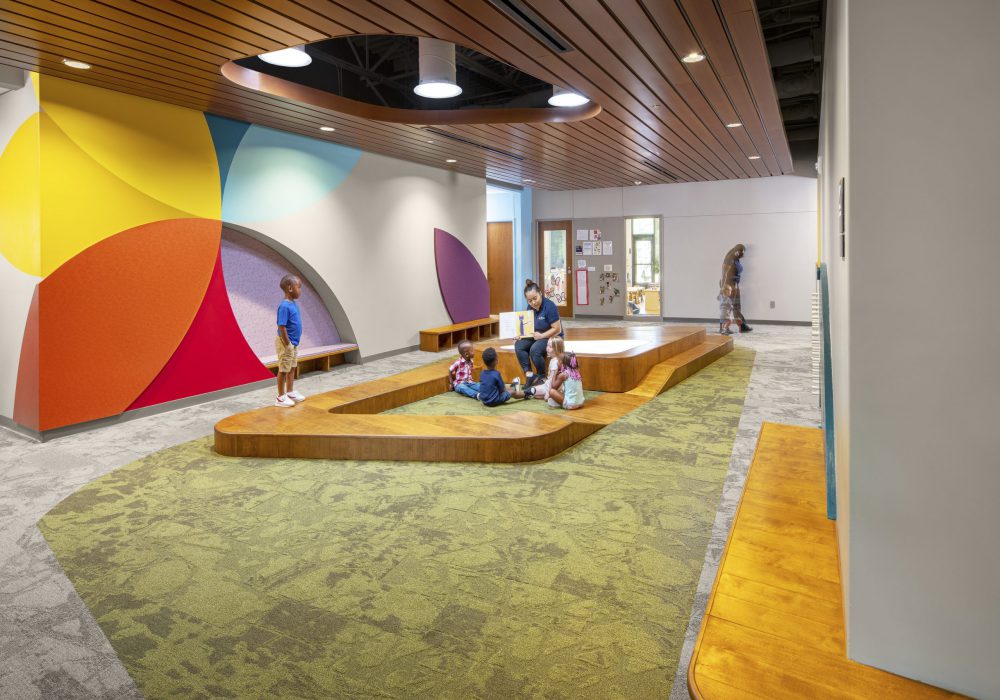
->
[[0, 0, 793, 190]]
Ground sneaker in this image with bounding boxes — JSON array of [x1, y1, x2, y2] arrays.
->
[[523, 387, 535, 399], [511, 377, 521, 390], [275, 394, 295, 407], [287, 390, 306, 402], [721, 328, 733, 336], [524, 374, 542, 389], [740, 323, 754, 332]]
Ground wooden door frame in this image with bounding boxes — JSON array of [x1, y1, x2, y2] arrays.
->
[[536, 219, 574, 318]]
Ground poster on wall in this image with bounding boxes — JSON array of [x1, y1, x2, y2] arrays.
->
[[582, 242, 594, 256], [576, 229, 589, 241], [575, 269, 589, 305], [577, 259, 586, 268], [590, 229, 602, 241], [603, 241, 613, 255]]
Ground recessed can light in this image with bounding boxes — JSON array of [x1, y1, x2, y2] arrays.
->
[[748, 155, 761, 160], [62, 58, 91, 70], [426, 139, 434, 143], [320, 126, 335, 132], [682, 52, 705, 63], [633, 180, 642, 185], [259, 46, 311, 67], [726, 122, 743, 128], [445, 159, 457, 163]]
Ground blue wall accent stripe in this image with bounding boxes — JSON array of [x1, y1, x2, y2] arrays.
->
[[820, 263, 837, 520]]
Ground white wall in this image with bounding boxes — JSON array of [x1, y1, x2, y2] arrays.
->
[[251, 153, 486, 358], [823, 1, 1000, 696], [533, 176, 817, 322]]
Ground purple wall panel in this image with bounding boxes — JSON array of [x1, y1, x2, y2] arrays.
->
[[220, 228, 340, 357], [433, 228, 490, 323]]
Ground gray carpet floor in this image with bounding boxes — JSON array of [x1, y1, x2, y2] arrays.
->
[[0, 321, 819, 699]]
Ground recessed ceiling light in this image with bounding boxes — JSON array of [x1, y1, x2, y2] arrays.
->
[[319, 126, 335, 132], [259, 46, 311, 67], [62, 58, 91, 70], [549, 86, 590, 107], [415, 81, 463, 99], [748, 155, 761, 160], [445, 159, 457, 163], [426, 139, 434, 144], [523, 179, 535, 183], [633, 180, 642, 185], [681, 52, 706, 63], [726, 122, 743, 128]]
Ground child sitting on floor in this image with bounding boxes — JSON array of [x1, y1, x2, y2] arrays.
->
[[532, 337, 565, 402], [547, 351, 585, 410], [478, 347, 532, 407], [447, 340, 481, 400]]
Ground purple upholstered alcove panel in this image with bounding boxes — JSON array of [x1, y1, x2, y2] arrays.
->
[[220, 228, 341, 357], [433, 228, 490, 323]]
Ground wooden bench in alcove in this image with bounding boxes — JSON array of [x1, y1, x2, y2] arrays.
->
[[260, 342, 359, 377], [419, 316, 501, 353]]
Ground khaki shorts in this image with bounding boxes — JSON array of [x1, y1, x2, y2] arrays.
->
[[275, 336, 297, 373]]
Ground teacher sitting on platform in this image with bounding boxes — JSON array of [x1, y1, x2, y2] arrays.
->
[[515, 279, 564, 389]]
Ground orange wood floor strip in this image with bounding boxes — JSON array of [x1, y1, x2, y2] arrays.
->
[[688, 423, 968, 700], [214, 327, 732, 462]]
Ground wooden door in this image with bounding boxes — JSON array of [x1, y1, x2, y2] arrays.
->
[[537, 220, 574, 317], [486, 222, 514, 314]]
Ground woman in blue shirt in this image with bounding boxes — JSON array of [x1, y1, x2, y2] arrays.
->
[[515, 279, 564, 389]]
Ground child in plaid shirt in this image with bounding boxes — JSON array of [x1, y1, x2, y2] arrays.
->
[[448, 340, 481, 399]]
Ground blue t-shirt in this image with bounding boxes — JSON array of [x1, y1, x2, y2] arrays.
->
[[277, 299, 302, 346], [478, 369, 509, 407], [733, 259, 743, 284], [533, 297, 563, 336]]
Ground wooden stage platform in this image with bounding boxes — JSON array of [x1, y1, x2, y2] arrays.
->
[[214, 326, 732, 463]]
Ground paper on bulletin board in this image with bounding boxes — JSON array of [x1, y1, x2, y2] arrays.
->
[[590, 229, 602, 241], [604, 264, 613, 271], [603, 241, 613, 255], [576, 259, 586, 268], [587, 266, 596, 271], [576, 229, 589, 241], [499, 311, 534, 338], [576, 269, 589, 305], [582, 241, 594, 255]]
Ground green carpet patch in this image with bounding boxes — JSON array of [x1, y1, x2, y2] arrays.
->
[[40, 347, 754, 699]]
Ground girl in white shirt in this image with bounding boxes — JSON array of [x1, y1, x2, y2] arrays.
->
[[532, 337, 565, 402]]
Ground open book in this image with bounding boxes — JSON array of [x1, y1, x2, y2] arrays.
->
[[498, 310, 534, 338]]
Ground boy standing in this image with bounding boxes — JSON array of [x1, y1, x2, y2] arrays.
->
[[275, 274, 306, 407], [448, 340, 481, 399]]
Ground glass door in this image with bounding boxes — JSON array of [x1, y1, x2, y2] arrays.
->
[[625, 217, 661, 316], [538, 220, 573, 317]]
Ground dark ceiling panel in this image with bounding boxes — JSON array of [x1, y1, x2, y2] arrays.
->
[[0, 0, 794, 188]]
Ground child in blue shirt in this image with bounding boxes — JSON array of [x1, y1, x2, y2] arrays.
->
[[275, 274, 306, 407], [478, 347, 532, 407]]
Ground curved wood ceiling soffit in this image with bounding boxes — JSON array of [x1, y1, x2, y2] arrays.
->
[[0, 0, 793, 189]]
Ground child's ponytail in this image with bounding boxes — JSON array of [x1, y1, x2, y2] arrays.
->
[[563, 351, 581, 380]]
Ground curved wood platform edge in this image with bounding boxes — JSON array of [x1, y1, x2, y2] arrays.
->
[[687, 423, 968, 700], [214, 329, 733, 463]]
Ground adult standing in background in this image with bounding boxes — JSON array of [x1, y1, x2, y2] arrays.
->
[[515, 279, 563, 388], [720, 244, 753, 333]]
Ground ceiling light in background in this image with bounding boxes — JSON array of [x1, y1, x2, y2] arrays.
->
[[748, 155, 761, 160], [320, 126, 335, 132], [259, 46, 311, 67], [681, 52, 706, 64], [523, 179, 535, 183], [633, 180, 642, 185], [414, 38, 463, 99], [548, 86, 590, 107], [445, 159, 457, 163], [62, 58, 91, 70], [726, 122, 743, 128]]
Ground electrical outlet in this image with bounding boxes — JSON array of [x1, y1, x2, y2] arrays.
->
[[770, 300, 775, 308]]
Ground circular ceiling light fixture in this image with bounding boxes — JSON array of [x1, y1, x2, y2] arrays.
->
[[681, 52, 706, 63], [549, 86, 590, 107], [633, 180, 642, 186], [62, 58, 91, 70], [319, 126, 335, 132], [414, 38, 463, 99], [726, 122, 743, 128], [259, 46, 311, 67]]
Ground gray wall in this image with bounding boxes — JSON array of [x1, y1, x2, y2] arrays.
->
[[533, 177, 817, 322], [569, 217, 626, 316], [821, 1, 1000, 696]]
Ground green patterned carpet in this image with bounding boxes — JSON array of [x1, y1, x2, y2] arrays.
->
[[39, 348, 754, 699]]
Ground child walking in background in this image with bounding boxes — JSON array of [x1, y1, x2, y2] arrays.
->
[[532, 337, 565, 402], [718, 284, 735, 335], [448, 340, 481, 400], [478, 347, 532, 407], [548, 351, 585, 410], [275, 274, 307, 407]]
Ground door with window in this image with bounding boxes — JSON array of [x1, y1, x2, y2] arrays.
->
[[625, 217, 662, 316], [537, 220, 573, 317]]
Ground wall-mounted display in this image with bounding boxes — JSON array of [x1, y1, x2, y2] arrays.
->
[[575, 269, 589, 305]]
